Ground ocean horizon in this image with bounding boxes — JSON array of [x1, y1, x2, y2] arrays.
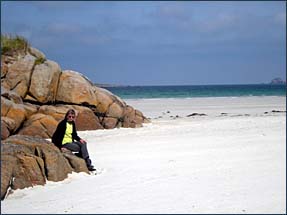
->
[[104, 84, 286, 99]]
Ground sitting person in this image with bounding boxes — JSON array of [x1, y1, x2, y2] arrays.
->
[[52, 109, 96, 171]]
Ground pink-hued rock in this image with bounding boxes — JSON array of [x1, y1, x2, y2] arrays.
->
[[74, 107, 104, 131], [93, 86, 127, 115], [1, 97, 27, 132], [56, 70, 98, 105], [38, 105, 104, 131], [22, 103, 39, 118], [107, 101, 125, 118], [4, 54, 36, 98], [102, 117, 118, 129], [38, 105, 68, 122], [1, 134, 85, 199], [1, 96, 12, 117], [18, 114, 58, 138], [122, 105, 148, 128], [27, 60, 61, 103], [1, 46, 149, 139], [1, 86, 23, 104], [1, 122, 10, 140], [1, 44, 150, 200], [1, 117, 16, 140]]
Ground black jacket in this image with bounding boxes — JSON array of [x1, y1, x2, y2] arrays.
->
[[52, 119, 81, 149]]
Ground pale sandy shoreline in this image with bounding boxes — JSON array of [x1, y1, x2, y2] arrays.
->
[[1, 96, 286, 214], [125, 96, 286, 119]]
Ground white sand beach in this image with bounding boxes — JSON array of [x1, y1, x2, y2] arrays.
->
[[1, 96, 286, 214]]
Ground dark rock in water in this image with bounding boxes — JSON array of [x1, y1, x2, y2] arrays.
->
[[172, 115, 181, 120], [230, 114, 250, 117], [230, 114, 242, 117], [187, 113, 207, 117], [271, 110, 286, 113]]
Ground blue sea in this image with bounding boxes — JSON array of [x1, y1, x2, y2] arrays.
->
[[104, 84, 286, 99]]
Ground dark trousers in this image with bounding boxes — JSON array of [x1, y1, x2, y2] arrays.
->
[[62, 142, 92, 167]]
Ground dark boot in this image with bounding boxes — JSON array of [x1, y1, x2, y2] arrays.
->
[[85, 157, 96, 171], [88, 166, 96, 171]]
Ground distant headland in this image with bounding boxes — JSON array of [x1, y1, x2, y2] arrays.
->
[[94, 83, 130, 88], [270, 78, 286, 85]]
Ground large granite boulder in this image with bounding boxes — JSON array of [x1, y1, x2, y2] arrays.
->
[[102, 117, 119, 129], [56, 70, 98, 105], [1, 96, 27, 132], [2, 135, 73, 180], [73, 106, 104, 130], [1, 85, 23, 104], [1, 154, 18, 199], [28, 47, 46, 60], [1, 117, 16, 140], [1, 135, 89, 200], [18, 105, 104, 138], [62, 152, 89, 173], [38, 105, 104, 131], [38, 105, 68, 122], [94, 86, 119, 114], [1, 121, 11, 140], [123, 105, 147, 128], [27, 60, 61, 103], [18, 113, 58, 138], [3, 54, 36, 98]]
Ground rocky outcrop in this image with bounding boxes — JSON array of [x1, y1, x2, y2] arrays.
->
[[1, 46, 149, 140], [1, 43, 150, 200], [1, 135, 89, 200]]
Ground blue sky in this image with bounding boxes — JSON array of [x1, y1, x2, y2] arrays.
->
[[1, 1, 286, 85]]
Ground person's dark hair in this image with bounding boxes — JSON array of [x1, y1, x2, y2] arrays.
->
[[65, 109, 76, 119]]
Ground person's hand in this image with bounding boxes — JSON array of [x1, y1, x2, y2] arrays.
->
[[61, 148, 72, 153], [79, 139, 86, 144]]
